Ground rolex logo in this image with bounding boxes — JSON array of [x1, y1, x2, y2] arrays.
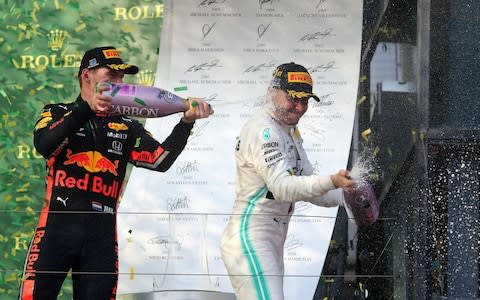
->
[[137, 69, 155, 86], [47, 29, 69, 51]]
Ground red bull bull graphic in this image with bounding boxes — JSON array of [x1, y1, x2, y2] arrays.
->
[[64, 149, 119, 176], [94, 157, 119, 176]]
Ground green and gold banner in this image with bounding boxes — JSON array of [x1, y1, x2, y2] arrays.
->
[[0, 1, 162, 298]]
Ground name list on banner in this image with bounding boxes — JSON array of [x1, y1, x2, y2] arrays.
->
[[118, 1, 362, 299]]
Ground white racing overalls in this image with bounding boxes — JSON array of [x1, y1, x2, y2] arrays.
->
[[221, 109, 350, 300]]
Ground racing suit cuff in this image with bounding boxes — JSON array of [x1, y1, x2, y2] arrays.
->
[[177, 118, 195, 132]]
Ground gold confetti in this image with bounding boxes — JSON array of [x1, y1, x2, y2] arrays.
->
[[121, 24, 135, 33], [31, 10, 38, 22], [16, 195, 33, 202], [129, 266, 135, 280], [75, 23, 87, 32], [5, 272, 17, 282], [18, 32, 25, 42], [361, 128, 371, 141], [55, 0, 64, 10], [373, 146, 380, 156], [25, 207, 35, 215], [359, 75, 367, 82], [357, 95, 367, 105], [17, 182, 30, 193], [3, 194, 12, 202]]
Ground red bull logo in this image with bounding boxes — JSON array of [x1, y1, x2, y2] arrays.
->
[[54, 170, 120, 199], [25, 229, 45, 279], [108, 122, 129, 132], [64, 149, 119, 176]]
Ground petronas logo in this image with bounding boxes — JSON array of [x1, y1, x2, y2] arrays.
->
[[47, 29, 69, 51], [137, 69, 155, 86]]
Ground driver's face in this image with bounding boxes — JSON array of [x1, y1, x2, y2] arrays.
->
[[90, 67, 125, 83], [272, 88, 309, 125]]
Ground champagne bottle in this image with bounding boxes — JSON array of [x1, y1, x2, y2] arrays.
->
[[343, 182, 379, 225], [102, 82, 191, 118]]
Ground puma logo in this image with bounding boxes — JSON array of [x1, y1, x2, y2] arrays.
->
[[56, 196, 68, 207], [273, 217, 286, 224]]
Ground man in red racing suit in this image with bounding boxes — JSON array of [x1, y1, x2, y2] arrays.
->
[[18, 46, 212, 300]]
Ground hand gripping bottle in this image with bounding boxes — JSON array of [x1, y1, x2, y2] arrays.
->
[[343, 182, 379, 226], [102, 82, 191, 118]]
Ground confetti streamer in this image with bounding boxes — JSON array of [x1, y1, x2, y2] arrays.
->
[[174, 86, 188, 92], [361, 128, 371, 141], [129, 267, 135, 280], [357, 95, 367, 105]]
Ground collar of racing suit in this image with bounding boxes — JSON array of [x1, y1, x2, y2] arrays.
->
[[263, 106, 297, 135]]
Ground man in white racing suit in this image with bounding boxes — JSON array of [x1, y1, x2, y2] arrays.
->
[[221, 62, 356, 300]]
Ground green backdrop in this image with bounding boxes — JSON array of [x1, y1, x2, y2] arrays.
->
[[0, 1, 163, 298]]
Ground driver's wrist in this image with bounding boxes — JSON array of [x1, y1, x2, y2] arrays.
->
[[181, 116, 195, 124]]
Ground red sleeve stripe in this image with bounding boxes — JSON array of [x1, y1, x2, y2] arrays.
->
[[131, 146, 169, 168]]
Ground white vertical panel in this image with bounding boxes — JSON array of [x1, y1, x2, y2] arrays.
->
[[118, 1, 363, 299]]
